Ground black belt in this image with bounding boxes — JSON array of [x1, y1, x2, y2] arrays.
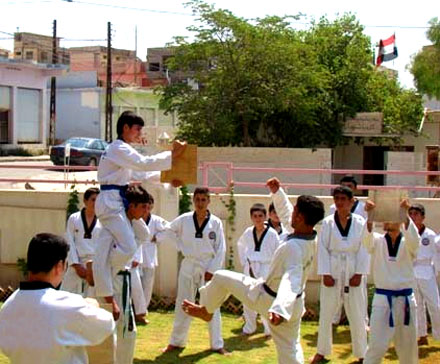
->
[[263, 283, 302, 299], [117, 270, 134, 333]]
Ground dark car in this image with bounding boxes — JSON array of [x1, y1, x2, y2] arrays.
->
[[50, 137, 108, 166]]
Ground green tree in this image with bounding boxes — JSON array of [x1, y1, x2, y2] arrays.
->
[[160, 1, 422, 147], [410, 17, 440, 99]]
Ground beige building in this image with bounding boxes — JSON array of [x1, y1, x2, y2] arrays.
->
[[13, 32, 70, 65]]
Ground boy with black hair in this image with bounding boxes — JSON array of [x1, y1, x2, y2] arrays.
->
[[93, 185, 151, 364], [62, 187, 101, 296], [362, 199, 420, 364], [267, 202, 288, 240], [238, 203, 280, 336], [182, 180, 325, 364], [157, 187, 228, 355], [140, 194, 168, 324], [311, 186, 369, 364], [96, 111, 186, 282], [408, 203, 440, 345], [0, 233, 115, 364], [328, 175, 368, 219]]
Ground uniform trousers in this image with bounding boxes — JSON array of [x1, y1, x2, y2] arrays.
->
[[200, 270, 305, 364], [364, 294, 418, 364], [415, 277, 440, 340]]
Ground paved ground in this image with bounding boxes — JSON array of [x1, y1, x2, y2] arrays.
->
[[0, 158, 98, 191]]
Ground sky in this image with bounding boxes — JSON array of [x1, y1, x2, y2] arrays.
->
[[0, 0, 437, 89]]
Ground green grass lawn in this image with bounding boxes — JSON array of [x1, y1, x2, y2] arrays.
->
[[1, 311, 440, 363]]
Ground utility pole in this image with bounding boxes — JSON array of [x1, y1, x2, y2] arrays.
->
[[105, 22, 113, 142], [134, 25, 137, 85], [49, 19, 57, 146]]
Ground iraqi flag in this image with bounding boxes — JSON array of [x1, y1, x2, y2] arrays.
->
[[376, 34, 398, 66]]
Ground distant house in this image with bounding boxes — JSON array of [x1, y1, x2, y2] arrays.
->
[[0, 58, 66, 148], [69, 46, 148, 87]]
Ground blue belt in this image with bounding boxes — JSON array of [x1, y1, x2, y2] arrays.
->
[[375, 288, 413, 327], [101, 184, 129, 209]]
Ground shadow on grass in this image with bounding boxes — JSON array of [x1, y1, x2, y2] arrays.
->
[[133, 334, 272, 364], [303, 325, 354, 348]]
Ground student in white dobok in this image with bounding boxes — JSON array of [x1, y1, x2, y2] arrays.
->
[[93, 185, 151, 364], [140, 194, 168, 324], [362, 199, 420, 364], [157, 187, 228, 355], [0, 233, 115, 364], [311, 186, 369, 364], [237, 203, 280, 336], [62, 187, 101, 296], [181, 177, 325, 364], [96, 111, 185, 288], [408, 203, 440, 346], [266, 202, 289, 241], [327, 176, 369, 328]]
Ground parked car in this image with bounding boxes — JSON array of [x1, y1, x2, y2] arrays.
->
[[50, 137, 108, 166]]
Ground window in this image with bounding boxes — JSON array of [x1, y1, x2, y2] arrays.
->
[[40, 51, 48, 63], [25, 51, 33, 60], [15, 51, 21, 57], [149, 63, 160, 72], [158, 110, 173, 126], [139, 107, 155, 126]]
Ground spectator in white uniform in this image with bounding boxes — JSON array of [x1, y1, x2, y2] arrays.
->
[[0, 233, 115, 364], [140, 194, 168, 324], [62, 187, 101, 296], [237, 203, 280, 336], [157, 187, 228, 355], [311, 186, 369, 364], [408, 203, 440, 346]]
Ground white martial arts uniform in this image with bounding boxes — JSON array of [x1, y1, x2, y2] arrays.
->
[[414, 226, 440, 340], [61, 209, 101, 296], [94, 217, 149, 364], [237, 225, 280, 335], [199, 228, 317, 364], [317, 212, 369, 359], [140, 214, 168, 314], [267, 218, 289, 241], [0, 281, 115, 364], [156, 211, 226, 350], [363, 219, 420, 364], [131, 245, 148, 316], [96, 139, 170, 277]]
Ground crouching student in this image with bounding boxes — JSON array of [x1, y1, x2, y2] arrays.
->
[[0, 233, 115, 364], [363, 199, 420, 364], [93, 185, 151, 364], [182, 180, 325, 364]]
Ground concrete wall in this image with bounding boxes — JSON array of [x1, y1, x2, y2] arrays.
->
[[2, 189, 440, 304], [197, 147, 333, 196]]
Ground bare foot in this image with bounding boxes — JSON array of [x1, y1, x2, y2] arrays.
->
[[181, 300, 213, 322], [212, 347, 231, 356], [161, 344, 184, 353]]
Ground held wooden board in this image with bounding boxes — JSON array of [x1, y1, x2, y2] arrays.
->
[[87, 303, 115, 364], [368, 189, 408, 223], [160, 144, 198, 185]]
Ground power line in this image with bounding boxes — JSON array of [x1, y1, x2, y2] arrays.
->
[[63, 0, 193, 16]]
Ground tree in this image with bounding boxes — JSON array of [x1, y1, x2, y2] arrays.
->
[[410, 17, 440, 99], [159, 0, 422, 148]]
